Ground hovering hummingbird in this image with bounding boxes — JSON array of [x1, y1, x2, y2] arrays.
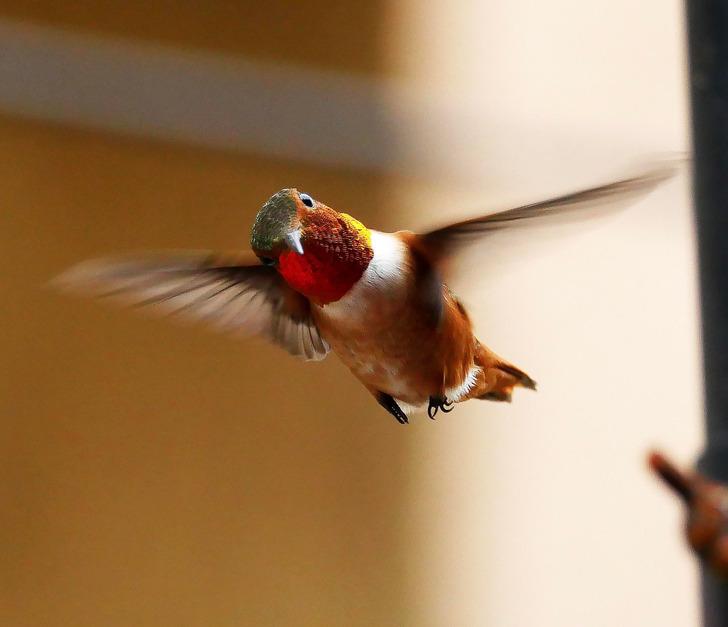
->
[[58, 163, 674, 423]]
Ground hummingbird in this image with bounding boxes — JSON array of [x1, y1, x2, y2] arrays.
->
[[58, 163, 674, 423]]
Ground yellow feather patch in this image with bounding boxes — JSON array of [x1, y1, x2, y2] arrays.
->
[[339, 213, 371, 247]]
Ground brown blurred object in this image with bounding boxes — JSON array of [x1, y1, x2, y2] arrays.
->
[[649, 451, 728, 578]]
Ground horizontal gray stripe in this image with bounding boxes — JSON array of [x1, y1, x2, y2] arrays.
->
[[0, 19, 398, 170]]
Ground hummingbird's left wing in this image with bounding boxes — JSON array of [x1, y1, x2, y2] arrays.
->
[[55, 251, 330, 361], [416, 161, 679, 264]]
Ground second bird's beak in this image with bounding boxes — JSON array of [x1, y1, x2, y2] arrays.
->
[[285, 229, 304, 255]]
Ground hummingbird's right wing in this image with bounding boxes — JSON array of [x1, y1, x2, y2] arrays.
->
[[416, 161, 680, 265], [54, 251, 330, 361]]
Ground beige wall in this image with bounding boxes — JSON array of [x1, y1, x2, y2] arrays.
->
[[387, 1, 702, 626]]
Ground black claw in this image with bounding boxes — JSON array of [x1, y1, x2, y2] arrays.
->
[[428, 396, 455, 419], [377, 392, 409, 424]]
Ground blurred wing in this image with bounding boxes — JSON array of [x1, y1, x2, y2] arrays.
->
[[418, 161, 679, 263], [55, 251, 330, 361]]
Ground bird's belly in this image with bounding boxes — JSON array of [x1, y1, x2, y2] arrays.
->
[[316, 287, 452, 405], [322, 320, 433, 403]]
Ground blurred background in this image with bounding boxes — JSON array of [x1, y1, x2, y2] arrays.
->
[[0, 1, 700, 626]]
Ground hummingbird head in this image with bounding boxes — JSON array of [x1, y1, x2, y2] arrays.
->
[[250, 188, 305, 264], [251, 188, 373, 304]]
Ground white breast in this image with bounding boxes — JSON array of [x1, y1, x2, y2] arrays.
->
[[319, 230, 409, 322]]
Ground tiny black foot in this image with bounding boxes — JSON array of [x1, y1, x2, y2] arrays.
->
[[377, 392, 409, 424], [428, 396, 454, 420]]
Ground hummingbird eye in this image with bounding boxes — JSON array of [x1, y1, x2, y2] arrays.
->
[[258, 256, 276, 267], [299, 193, 315, 208]]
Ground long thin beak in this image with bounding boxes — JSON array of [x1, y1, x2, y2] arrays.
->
[[285, 229, 304, 255]]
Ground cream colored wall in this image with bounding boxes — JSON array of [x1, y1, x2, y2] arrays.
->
[[387, 1, 702, 626]]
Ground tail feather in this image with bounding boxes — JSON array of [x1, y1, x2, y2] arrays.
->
[[495, 362, 537, 391], [473, 344, 536, 403]]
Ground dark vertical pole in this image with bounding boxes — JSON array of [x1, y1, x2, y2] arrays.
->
[[686, 0, 728, 624]]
